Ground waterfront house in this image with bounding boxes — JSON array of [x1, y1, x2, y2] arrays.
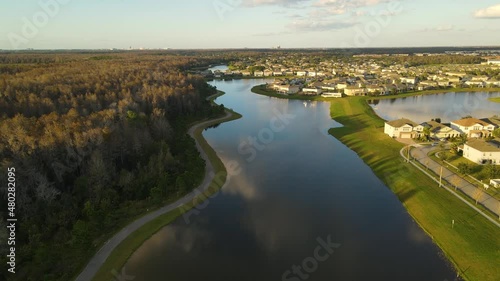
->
[[321, 92, 343, 98], [421, 121, 461, 139], [344, 86, 367, 96], [302, 88, 323, 95], [450, 118, 496, 138], [384, 118, 424, 139], [463, 139, 500, 165], [273, 84, 300, 95]]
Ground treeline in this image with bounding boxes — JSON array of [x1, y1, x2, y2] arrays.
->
[[0, 53, 224, 280]]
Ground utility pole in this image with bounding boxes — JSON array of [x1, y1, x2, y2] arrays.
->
[[439, 166, 443, 188]]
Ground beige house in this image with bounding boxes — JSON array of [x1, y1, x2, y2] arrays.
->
[[272, 84, 300, 95], [450, 118, 496, 138], [421, 121, 461, 139], [344, 86, 367, 96], [463, 139, 500, 165], [302, 88, 323, 95], [384, 118, 424, 139]]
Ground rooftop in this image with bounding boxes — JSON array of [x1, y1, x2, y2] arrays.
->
[[466, 139, 500, 152], [387, 118, 419, 128], [452, 117, 491, 127]]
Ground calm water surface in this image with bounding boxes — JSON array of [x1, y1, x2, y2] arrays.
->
[[369, 92, 500, 123], [124, 75, 458, 280]]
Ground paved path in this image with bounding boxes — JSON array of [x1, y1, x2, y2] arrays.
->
[[74, 109, 234, 281], [401, 145, 500, 227]]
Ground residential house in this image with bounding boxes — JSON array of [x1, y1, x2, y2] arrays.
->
[[421, 121, 461, 139], [485, 79, 500, 87], [487, 59, 500, 65], [273, 84, 300, 95], [321, 92, 343, 98], [384, 118, 424, 139], [463, 139, 500, 165], [401, 77, 418, 84], [297, 71, 308, 77], [450, 118, 497, 138], [344, 86, 367, 96], [418, 80, 439, 90], [254, 71, 264, 77], [366, 85, 385, 95], [264, 70, 273, 77], [302, 88, 323, 95]]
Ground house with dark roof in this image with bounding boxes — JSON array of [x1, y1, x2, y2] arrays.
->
[[421, 121, 461, 139]]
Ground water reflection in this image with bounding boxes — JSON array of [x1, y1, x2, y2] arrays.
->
[[124, 78, 458, 281], [369, 92, 500, 123]]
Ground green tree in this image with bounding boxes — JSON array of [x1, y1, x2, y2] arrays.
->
[[493, 128, 500, 138], [458, 163, 471, 175], [485, 164, 498, 179]]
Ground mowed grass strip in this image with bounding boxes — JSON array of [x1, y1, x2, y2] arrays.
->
[[328, 97, 500, 281]]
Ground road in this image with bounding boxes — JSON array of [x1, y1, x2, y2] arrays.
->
[[405, 144, 500, 226], [74, 110, 233, 281]]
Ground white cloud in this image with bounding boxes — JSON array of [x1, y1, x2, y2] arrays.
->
[[474, 4, 500, 18], [286, 19, 357, 31]]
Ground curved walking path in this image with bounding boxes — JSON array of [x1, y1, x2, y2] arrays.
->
[[400, 145, 500, 227], [75, 108, 235, 281]]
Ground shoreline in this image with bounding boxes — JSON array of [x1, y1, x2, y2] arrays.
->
[[75, 91, 242, 281], [251, 83, 500, 102], [250, 85, 500, 281]]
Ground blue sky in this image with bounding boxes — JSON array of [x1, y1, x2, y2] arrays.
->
[[1, 0, 500, 49]]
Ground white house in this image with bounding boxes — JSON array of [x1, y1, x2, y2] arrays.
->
[[463, 139, 500, 165], [487, 59, 500, 65], [297, 71, 308, 77], [321, 92, 343, 98], [344, 86, 367, 96], [450, 118, 496, 138], [254, 71, 264, 77], [302, 88, 323, 95], [384, 118, 424, 139], [273, 84, 300, 95], [401, 77, 418, 84]]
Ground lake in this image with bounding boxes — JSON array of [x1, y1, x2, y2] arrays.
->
[[123, 74, 457, 280], [369, 92, 500, 123]]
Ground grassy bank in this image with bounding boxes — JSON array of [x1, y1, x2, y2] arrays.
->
[[90, 91, 242, 281], [328, 98, 499, 281], [251, 85, 500, 281], [490, 97, 500, 103]]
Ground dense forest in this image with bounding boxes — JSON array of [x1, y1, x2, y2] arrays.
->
[[0, 52, 225, 280]]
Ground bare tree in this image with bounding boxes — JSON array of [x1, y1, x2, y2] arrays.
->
[[473, 188, 483, 205]]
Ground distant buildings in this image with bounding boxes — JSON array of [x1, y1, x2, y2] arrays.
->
[[487, 59, 500, 65]]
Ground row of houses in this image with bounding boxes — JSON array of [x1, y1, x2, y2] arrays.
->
[[384, 117, 498, 140], [384, 117, 500, 165]]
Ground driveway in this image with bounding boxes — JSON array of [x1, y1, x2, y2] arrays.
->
[[410, 145, 500, 217]]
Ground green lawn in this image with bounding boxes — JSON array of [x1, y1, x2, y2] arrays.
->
[[489, 97, 500, 103], [90, 91, 242, 281], [430, 151, 500, 201], [327, 97, 499, 281]]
